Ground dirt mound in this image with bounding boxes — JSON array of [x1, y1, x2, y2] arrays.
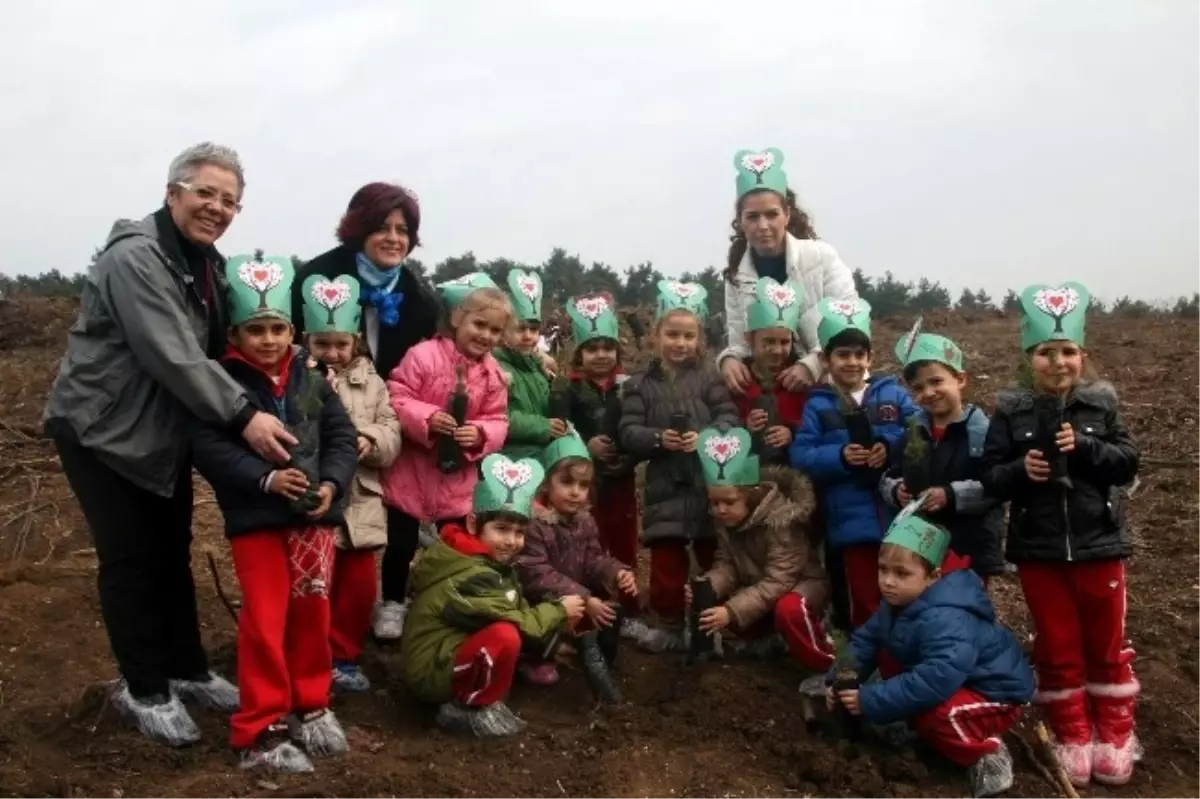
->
[[0, 302, 1196, 797]]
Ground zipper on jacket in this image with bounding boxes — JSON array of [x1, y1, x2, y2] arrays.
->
[[1062, 486, 1072, 562]]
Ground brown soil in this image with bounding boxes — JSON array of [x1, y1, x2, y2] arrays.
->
[[0, 296, 1196, 797]]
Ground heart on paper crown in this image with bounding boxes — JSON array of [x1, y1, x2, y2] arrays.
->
[[491, 458, 533, 489], [575, 296, 608, 320], [239, 260, 284, 293], [518, 276, 541, 301], [1033, 287, 1079, 317], [310, 278, 351, 310], [766, 283, 796, 308], [829, 299, 859, 319], [741, 151, 775, 175], [704, 434, 742, 465]]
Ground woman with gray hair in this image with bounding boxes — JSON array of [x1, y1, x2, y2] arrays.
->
[[43, 142, 295, 746]]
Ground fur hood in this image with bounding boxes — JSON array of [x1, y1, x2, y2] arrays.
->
[[734, 466, 816, 534], [996, 379, 1119, 414]]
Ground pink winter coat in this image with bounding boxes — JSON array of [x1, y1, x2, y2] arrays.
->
[[383, 336, 509, 521]]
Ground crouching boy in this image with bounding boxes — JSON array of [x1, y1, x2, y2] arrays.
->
[[828, 507, 1034, 798], [400, 455, 584, 736]]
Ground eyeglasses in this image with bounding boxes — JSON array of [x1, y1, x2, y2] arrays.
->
[[174, 181, 243, 214]]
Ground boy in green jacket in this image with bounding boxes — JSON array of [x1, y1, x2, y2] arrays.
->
[[494, 269, 569, 459], [400, 454, 584, 736]]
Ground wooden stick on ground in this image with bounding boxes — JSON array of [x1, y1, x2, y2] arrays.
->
[[1033, 722, 1081, 799], [1011, 731, 1068, 797], [206, 550, 240, 623]]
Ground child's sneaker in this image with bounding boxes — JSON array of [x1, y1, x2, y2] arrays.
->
[[331, 661, 371, 693], [436, 700, 527, 737], [968, 742, 1014, 798], [288, 708, 349, 758], [619, 616, 652, 642], [170, 671, 240, 712], [517, 659, 560, 686], [109, 679, 201, 747], [239, 722, 313, 773], [373, 600, 408, 641]]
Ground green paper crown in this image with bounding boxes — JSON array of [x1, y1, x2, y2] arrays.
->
[[656, 280, 708, 321], [747, 277, 804, 333], [506, 268, 544, 322], [567, 293, 620, 343], [734, 148, 789, 199], [894, 316, 964, 373], [437, 272, 500, 308], [301, 274, 362, 334], [473, 454, 545, 519], [884, 500, 950, 567], [542, 430, 592, 471], [698, 426, 759, 487], [1019, 282, 1090, 351], [817, 297, 872, 350], [225, 252, 295, 326]]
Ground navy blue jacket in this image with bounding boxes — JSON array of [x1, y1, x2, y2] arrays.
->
[[880, 406, 1006, 576], [192, 347, 358, 539], [850, 570, 1034, 724], [789, 375, 917, 548]]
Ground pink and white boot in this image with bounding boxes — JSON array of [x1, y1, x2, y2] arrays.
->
[[1090, 680, 1139, 786], [1038, 686, 1093, 787]]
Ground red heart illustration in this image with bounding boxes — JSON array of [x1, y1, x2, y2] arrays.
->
[[750, 155, 767, 169], [253, 268, 268, 283], [1048, 295, 1064, 309], [714, 443, 729, 456], [323, 287, 340, 301], [505, 468, 520, 481]]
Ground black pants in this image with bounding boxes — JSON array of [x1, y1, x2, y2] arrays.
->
[[54, 436, 208, 698], [380, 509, 462, 603]]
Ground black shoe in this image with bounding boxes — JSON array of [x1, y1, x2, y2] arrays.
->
[[576, 632, 623, 704]]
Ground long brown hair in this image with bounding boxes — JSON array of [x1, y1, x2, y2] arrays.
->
[[725, 188, 818, 282]]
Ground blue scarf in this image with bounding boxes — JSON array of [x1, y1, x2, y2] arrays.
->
[[355, 252, 404, 327]]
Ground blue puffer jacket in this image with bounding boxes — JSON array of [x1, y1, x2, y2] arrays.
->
[[789, 375, 916, 548], [849, 570, 1035, 724]]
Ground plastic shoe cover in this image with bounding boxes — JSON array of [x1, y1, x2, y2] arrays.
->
[[635, 625, 683, 654], [485, 701, 528, 734], [373, 600, 408, 641], [798, 674, 827, 699], [436, 701, 525, 737], [619, 616, 652, 642], [290, 709, 349, 758], [331, 661, 371, 693], [240, 739, 314, 773], [738, 634, 787, 660], [417, 523, 439, 549], [517, 659, 560, 686], [1092, 738, 1135, 786], [170, 672, 240, 712], [109, 679, 201, 747], [1054, 740, 1093, 788], [968, 743, 1014, 798], [577, 634, 623, 704]]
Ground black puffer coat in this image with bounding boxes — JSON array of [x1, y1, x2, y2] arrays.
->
[[980, 381, 1139, 563], [619, 359, 739, 544]]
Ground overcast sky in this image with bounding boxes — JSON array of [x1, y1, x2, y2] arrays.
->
[[3, 0, 1196, 302]]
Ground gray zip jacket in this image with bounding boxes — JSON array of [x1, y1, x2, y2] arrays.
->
[[43, 211, 251, 497]]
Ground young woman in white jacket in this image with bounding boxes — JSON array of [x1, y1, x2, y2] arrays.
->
[[718, 147, 859, 395]]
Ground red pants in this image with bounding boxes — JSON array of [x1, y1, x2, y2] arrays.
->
[[841, 543, 881, 629], [229, 527, 335, 749], [329, 548, 378, 663], [648, 539, 716, 620], [452, 622, 521, 706], [740, 593, 835, 671], [913, 687, 1023, 766], [592, 476, 640, 614]]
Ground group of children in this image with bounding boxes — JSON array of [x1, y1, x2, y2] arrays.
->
[[185, 250, 1141, 796]]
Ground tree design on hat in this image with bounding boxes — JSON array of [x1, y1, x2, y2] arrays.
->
[[237, 249, 284, 311], [573, 295, 610, 332], [764, 281, 797, 322], [517, 274, 541, 302], [491, 457, 533, 504], [703, 433, 743, 481], [1032, 286, 1081, 335], [309, 278, 352, 326], [828, 299, 861, 324], [740, 151, 776, 185]]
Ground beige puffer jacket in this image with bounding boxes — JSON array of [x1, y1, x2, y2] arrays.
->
[[705, 467, 829, 630], [335, 356, 401, 550]]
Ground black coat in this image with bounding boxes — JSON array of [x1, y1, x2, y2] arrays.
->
[[567, 374, 634, 480], [293, 245, 442, 380], [980, 382, 1139, 563], [192, 349, 358, 539], [882, 406, 1005, 576]]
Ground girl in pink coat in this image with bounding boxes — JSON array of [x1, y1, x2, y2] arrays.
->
[[383, 277, 513, 610]]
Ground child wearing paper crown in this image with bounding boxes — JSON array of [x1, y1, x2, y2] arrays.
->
[[378, 273, 512, 632], [790, 298, 917, 630], [298, 274, 402, 694], [495, 269, 570, 460], [512, 432, 638, 702], [734, 278, 810, 467], [689, 427, 834, 685], [980, 282, 1140, 788], [563, 293, 641, 625], [620, 281, 740, 651], [828, 509, 1034, 799], [190, 254, 359, 773], [399, 455, 583, 736], [879, 320, 1005, 582]]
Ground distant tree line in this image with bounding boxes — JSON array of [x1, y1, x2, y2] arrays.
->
[[2, 248, 1196, 319]]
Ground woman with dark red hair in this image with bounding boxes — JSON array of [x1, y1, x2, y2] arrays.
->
[[294, 182, 442, 646]]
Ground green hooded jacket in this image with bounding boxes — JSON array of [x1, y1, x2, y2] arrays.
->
[[399, 525, 567, 703], [493, 347, 553, 460]]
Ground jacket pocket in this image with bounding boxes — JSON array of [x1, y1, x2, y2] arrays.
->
[[1009, 416, 1038, 447], [1105, 485, 1127, 529], [1073, 411, 1108, 438]]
